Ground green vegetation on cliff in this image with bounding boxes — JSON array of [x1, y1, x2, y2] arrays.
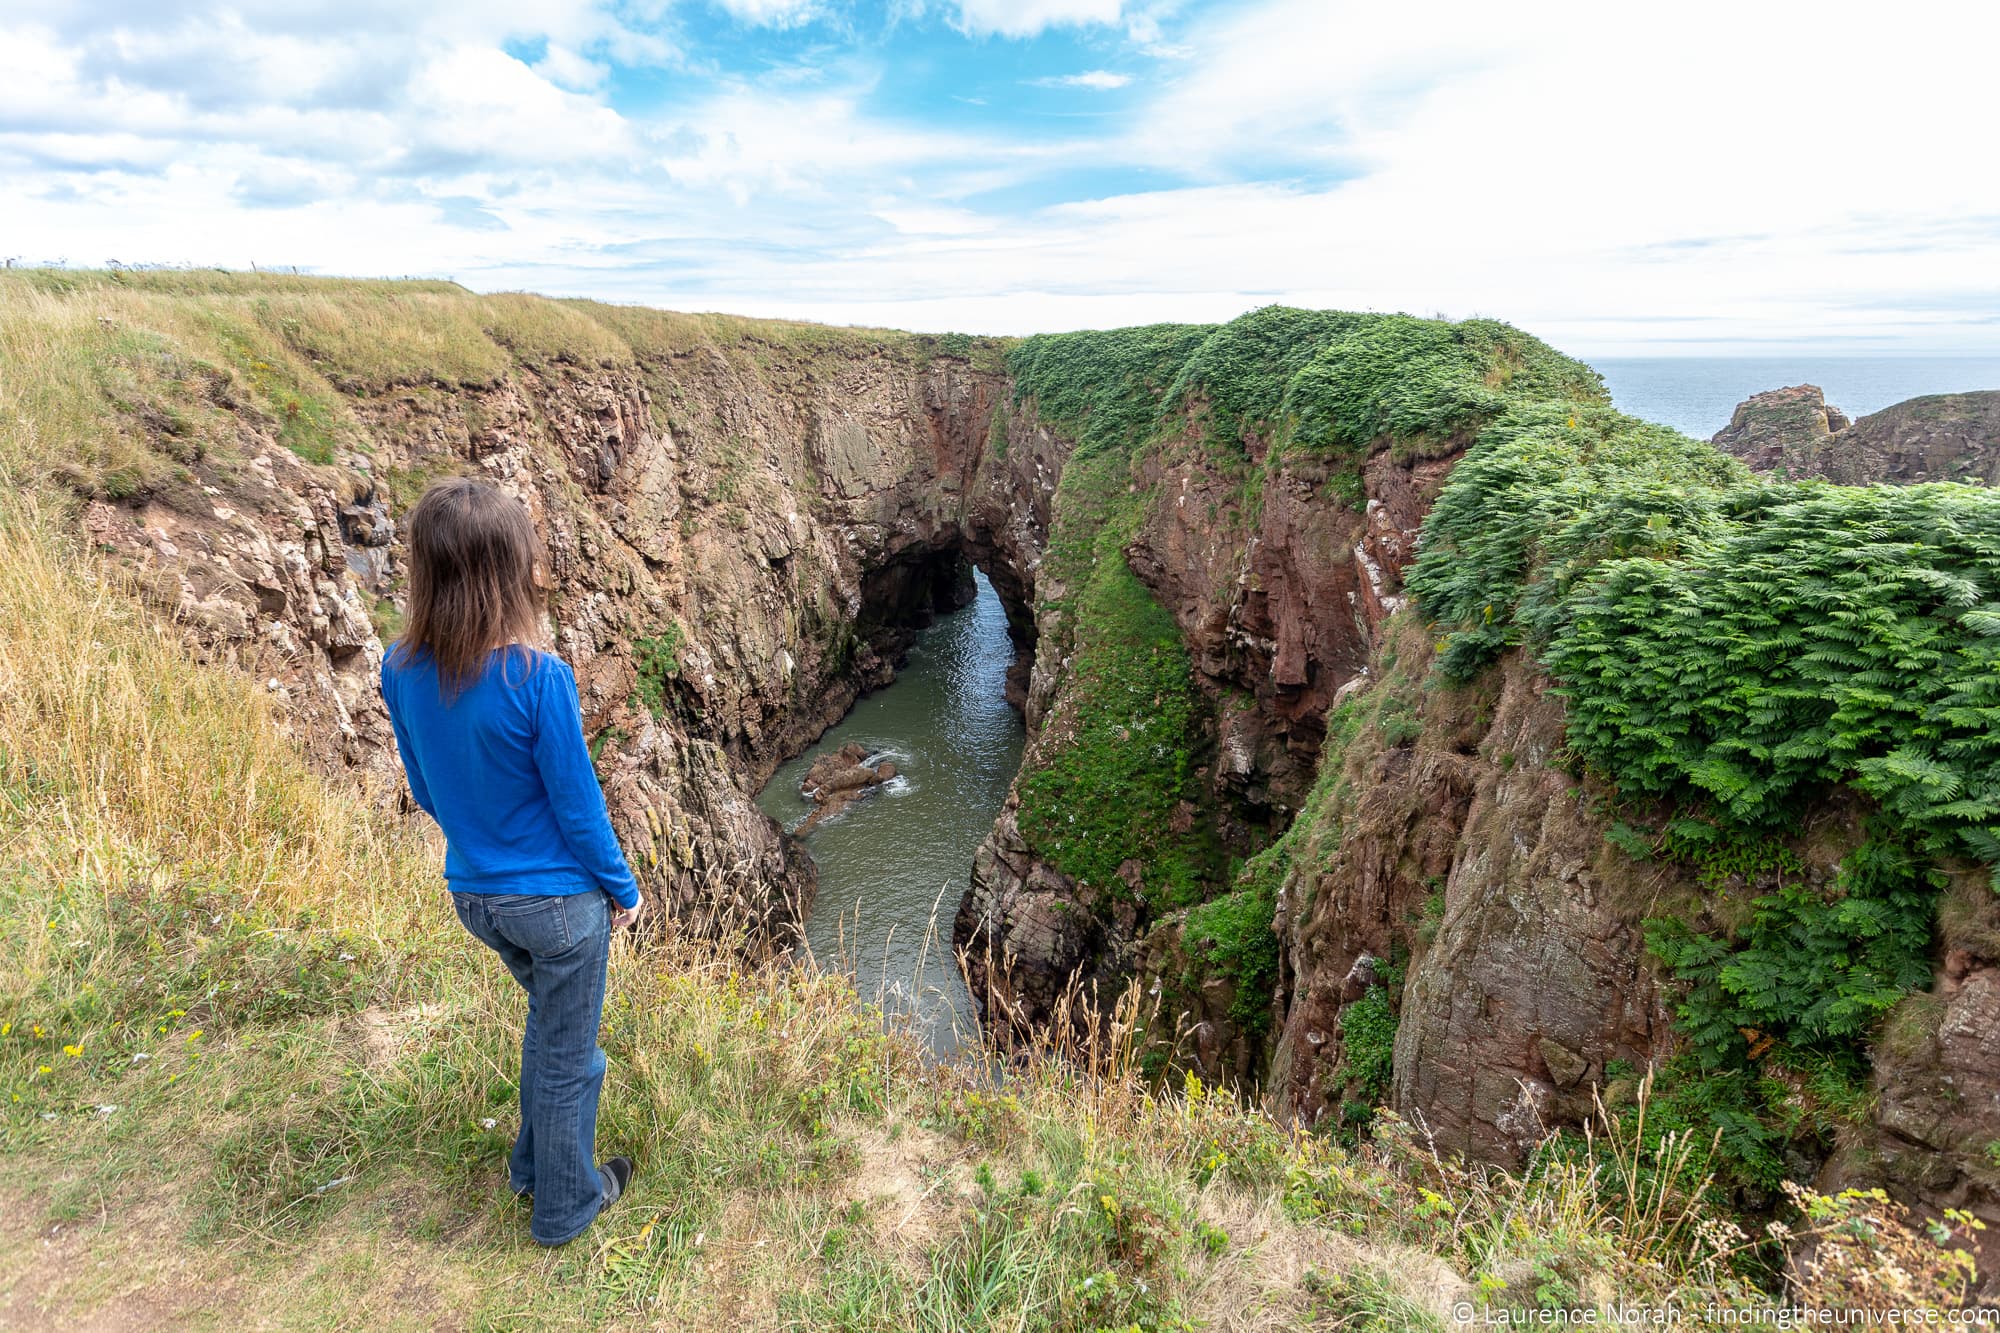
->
[[1181, 875, 1282, 1040], [1412, 413, 2000, 875], [1006, 307, 1600, 919], [3, 489, 1905, 1326], [1395, 372, 2000, 1188], [1406, 400, 2000, 1070], [1014, 300, 2000, 1197], [1006, 322, 1216, 460], [1011, 305, 1603, 470], [1016, 553, 1217, 905]]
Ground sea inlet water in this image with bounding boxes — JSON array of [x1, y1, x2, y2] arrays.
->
[[1596, 356, 2000, 440], [756, 569, 1025, 1053]]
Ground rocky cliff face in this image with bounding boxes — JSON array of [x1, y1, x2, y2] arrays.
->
[[956, 430, 1460, 1069], [1265, 626, 1680, 1155], [1715, 383, 2000, 485], [1710, 383, 1852, 469], [949, 325, 2000, 1293], [63, 290, 1062, 947], [1258, 618, 2000, 1289]]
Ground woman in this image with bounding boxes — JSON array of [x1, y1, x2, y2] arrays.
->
[[380, 477, 642, 1247]]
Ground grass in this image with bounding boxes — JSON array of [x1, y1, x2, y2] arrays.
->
[[0, 268, 1003, 503], [241, 290, 516, 392], [480, 292, 638, 372], [0, 487, 1368, 1328]]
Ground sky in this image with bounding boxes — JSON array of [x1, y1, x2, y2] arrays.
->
[[3, 0, 1998, 355]]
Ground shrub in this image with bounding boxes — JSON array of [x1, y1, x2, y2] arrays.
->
[[1181, 876, 1280, 1039], [1648, 831, 1940, 1071], [1008, 321, 1216, 460], [1338, 982, 1398, 1109], [632, 625, 684, 718]]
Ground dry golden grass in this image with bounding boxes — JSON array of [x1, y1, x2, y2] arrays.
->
[[0, 495, 431, 913], [480, 291, 638, 371], [0, 268, 1007, 501], [243, 289, 515, 390]]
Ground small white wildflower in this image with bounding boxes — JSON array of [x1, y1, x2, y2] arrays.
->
[[481, 1118, 497, 1130]]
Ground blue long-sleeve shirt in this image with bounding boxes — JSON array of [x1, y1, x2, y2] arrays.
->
[[381, 644, 641, 909]]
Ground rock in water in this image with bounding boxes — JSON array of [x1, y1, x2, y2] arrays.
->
[[796, 742, 895, 834]]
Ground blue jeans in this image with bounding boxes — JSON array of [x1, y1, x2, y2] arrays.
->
[[451, 890, 616, 1246]]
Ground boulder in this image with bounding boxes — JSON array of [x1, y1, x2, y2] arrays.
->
[[796, 742, 897, 834]]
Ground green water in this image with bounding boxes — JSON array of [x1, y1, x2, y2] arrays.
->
[[756, 570, 1025, 1052]]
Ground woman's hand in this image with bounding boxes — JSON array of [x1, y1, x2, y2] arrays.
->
[[611, 896, 646, 931]]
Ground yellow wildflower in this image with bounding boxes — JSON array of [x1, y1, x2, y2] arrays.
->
[[63, 1044, 82, 1057]]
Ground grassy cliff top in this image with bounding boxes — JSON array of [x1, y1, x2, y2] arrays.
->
[[1006, 304, 1605, 462], [0, 267, 1007, 499]]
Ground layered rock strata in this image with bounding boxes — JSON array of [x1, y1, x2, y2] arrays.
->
[[78, 307, 1064, 947]]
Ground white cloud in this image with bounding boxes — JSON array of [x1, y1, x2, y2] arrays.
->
[[5, 0, 2000, 355], [408, 47, 633, 165], [870, 202, 997, 236], [711, 0, 826, 27], [1035, 70, 1130, 90], [954, 0, 1122, 39], [648, 81, 1068, 203], [534, 43, 609, 91]]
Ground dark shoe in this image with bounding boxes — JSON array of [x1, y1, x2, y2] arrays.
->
[[602, 1156, 634, 1207]]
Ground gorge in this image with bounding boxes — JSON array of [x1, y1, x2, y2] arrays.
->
[[16, 269, 2000, 1292]]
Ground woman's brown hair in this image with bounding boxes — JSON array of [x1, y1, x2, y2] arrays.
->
[[397, 478, 547, 699]]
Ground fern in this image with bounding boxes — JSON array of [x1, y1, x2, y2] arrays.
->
[[1648, 829, 1939, 1070]]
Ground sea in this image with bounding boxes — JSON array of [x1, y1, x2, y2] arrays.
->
[[1592, 357, 2000, 441]]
